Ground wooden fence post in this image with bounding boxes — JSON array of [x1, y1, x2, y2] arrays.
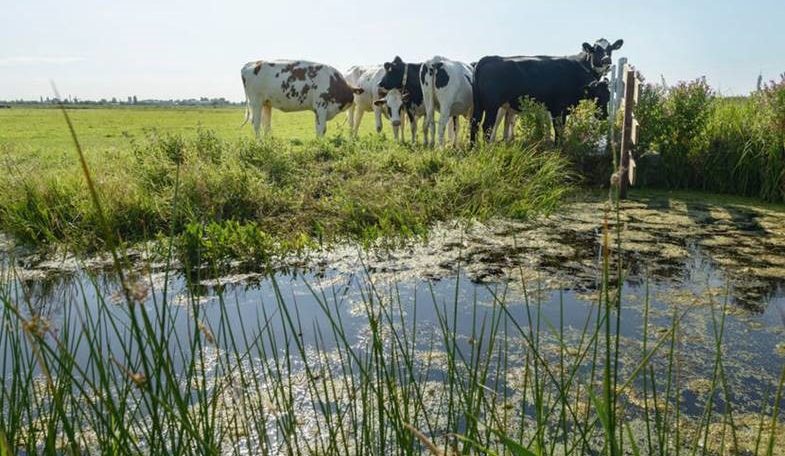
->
[[619, 65, 639, 200]]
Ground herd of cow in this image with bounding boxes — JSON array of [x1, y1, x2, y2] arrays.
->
[[240, 38, 623, 146]]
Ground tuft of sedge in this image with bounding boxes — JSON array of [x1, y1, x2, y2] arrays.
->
[[23, 315, 51, 338], [112, 357, 147, 389], [129, 372, 147, 388], [610, 171, 621, 187], [198, 321, 216, 345], [404, 423, 455, 456]]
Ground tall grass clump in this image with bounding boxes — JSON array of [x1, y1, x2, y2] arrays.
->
[[635, 75, 785, 202]]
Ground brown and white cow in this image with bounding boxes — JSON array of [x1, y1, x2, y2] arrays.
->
[[241, 60, 362, 137]]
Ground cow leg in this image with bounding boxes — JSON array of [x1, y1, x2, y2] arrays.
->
[[399, 108, 406, 142], [373, 105, 383, 134], [250, 100, 263, 137], [437, 111, 450, 147], [422, 112, 431, 146], [470, 108, 483, 145], [353, 108, 365, 136], [452, 116, 460, 146], [489, 108, 506, 143], [503, 110, 515, 142], [347, 105, 355, 136], [261, 103, 272, 136], [428, 113, 436, 147], [315, 109, 327, 137], [410, 111, 419, 144], [482, 107, 500, 143], [552, 111, 566, 144], [422, 108, 431, 146]]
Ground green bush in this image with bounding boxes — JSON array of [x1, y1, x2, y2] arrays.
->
[[634, 75, 785, 202], [514, 96, 553, 148], [561, 99, 609, 185]]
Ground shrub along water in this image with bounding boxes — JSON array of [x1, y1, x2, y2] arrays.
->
[[634, 75, 785, 202]]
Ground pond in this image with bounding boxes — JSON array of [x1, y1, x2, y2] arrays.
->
[[2, 191, 785, 453]]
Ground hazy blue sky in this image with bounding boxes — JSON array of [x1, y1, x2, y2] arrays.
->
[[2, 0, 783, 101]]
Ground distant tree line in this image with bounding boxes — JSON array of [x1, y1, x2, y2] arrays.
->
[[0, 96, 243, 107]]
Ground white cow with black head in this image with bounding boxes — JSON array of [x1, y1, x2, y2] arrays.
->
[[375, 56, 427, 144], [420, 56, 474, 147], [241, 60, 362, 137], [343, 65, 404, 140]]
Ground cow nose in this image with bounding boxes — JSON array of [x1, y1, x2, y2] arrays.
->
[[392, 120, 401, 127]]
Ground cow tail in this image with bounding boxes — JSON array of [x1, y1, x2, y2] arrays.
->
[[426, 63, 437, 133], [240, 70, 251, 128], [470, 62, 484, 144]]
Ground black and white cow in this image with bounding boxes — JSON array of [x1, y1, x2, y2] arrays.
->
[[420, 56, 474, 147], [376, 56, 426, 143], [344, 65, 406, 140], [241, 60, 362, 137], [470, 38, 623, 144]]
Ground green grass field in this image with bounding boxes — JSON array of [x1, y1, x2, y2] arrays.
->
[[0, 106, 392, 153]]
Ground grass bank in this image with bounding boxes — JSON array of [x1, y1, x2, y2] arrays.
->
[[0, 126, 571, 268]]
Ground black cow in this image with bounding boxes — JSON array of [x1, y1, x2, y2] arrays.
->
[[470, 38, 623, 144], [585, 78, 611, 119], [377, 56, 426, 143]]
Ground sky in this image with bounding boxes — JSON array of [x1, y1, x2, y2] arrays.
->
[[2, 0, 783, 101]]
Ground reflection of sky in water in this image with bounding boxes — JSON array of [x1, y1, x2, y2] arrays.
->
[[3, 244, 784, 420]]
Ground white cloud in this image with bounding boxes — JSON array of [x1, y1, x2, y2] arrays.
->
[[0, 56, 85, 66]]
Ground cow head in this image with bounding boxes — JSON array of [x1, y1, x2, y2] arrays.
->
[[374, 88, 408, 127], [379, 56, 407, 91], [581, 38, 623, 75], [585, 79, 611, 119]]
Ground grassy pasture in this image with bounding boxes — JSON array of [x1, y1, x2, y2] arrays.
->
[[0, 106, 390, 152]]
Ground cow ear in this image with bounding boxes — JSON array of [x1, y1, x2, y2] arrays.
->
[[384, 62, 392, 71], [582, 42, 593, 53], [373, 99, 386, 106], [611, 39, 624, 50]]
